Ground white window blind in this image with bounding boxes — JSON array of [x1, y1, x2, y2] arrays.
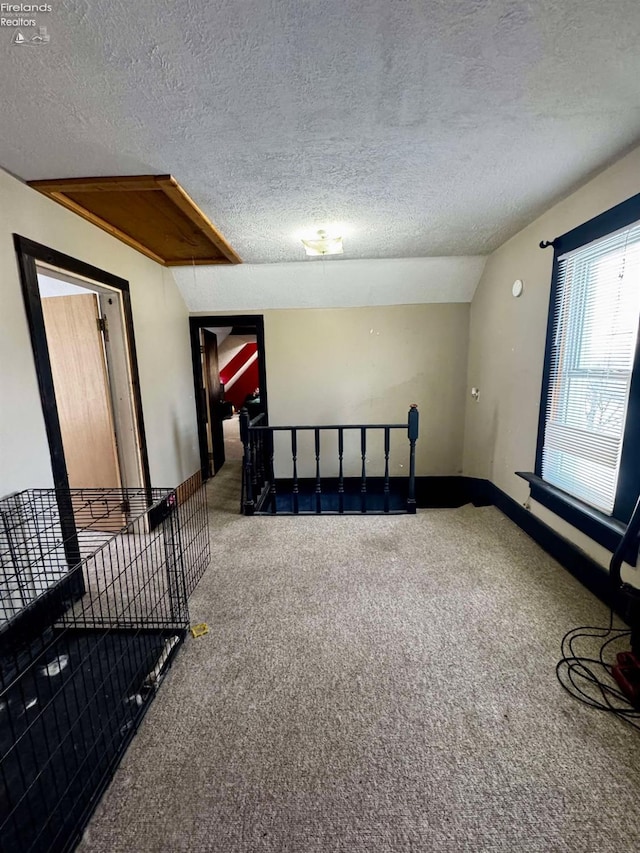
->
[[541, 220, 640, 514]]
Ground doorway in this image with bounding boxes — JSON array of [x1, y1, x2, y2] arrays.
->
[[37, 266, 144, 494], [14, 236, 151, 500], [190, 315, 267, 481]]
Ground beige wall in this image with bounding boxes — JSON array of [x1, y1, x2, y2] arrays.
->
[[463, 144, 640, 576], [0, 167, 200, 493], [266, 305, 469, 478], [199, 304, 470, 477]]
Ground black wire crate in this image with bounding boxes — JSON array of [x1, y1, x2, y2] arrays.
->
[[0, 485, 210, 853]]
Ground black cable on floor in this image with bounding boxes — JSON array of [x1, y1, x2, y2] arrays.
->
[[556, 609, 640, 731]]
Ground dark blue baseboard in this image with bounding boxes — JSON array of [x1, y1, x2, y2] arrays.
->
[[269, 475, 492, 515], [266, 477, 410, 514], [271, 474, 617, 609], [479, 479, 616, 610], [417, 475, 614, 607]]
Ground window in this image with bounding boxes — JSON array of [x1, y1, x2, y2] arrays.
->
[[530, 194, 640, 537], [541, 221, 640, 514]]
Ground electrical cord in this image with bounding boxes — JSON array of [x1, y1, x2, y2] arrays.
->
[[556, 608, 640, 730], [556, 494, 640, 729]]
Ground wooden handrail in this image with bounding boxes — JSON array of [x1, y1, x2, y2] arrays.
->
[[249, 423, 408, 431]]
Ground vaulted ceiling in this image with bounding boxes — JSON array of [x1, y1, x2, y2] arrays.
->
[[1, 0, 639, 263]]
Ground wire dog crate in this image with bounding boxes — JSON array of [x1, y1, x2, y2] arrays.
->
[[0, 485, 210, 853]]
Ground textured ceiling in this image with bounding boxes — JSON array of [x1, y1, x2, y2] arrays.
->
[[1, 0, 639, 263]]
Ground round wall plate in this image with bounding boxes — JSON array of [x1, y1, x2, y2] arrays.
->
[[512, 279, 524, 298]]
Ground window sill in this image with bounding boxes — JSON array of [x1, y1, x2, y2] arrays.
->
[[516, 472, 632, 559]]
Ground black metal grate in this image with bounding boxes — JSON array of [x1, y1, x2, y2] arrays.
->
[[0, 486, 210, 853]]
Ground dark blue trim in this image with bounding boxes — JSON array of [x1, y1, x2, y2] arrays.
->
[[273, 475, 489, 511], [534, 240, 562, 476], [485, 480, 619, 611], [614, 321, 640, 523], [412, 476, 628, 611], [13, 235, 152, 504], [267, 473, 633, 610], [189, 314, 268, 482], [14, 235, 131, 292], [534, 192, 640, 527], [551, 192, 640, 255], [517, 472, 625, 550]]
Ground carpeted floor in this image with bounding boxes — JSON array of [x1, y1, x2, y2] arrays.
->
[[223, 414, 244, 461], [79, 462, 640, 853]]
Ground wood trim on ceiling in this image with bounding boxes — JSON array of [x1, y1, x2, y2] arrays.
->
[[27, 174, 242, 267]]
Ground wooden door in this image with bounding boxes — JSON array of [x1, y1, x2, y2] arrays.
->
[[203, 330, 225, 474], [41, 294, 124, 530]]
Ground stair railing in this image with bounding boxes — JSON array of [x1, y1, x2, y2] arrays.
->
[[240, 405, 419, 516]]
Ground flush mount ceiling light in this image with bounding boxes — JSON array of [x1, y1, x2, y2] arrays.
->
[[301, 229, 344, 257]]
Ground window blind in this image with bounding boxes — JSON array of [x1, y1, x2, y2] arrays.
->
[[541, 220, 640, 514]]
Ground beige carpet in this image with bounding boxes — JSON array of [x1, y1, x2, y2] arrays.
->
[[79, 461, 640, 853], [223, 414, 244, 461]]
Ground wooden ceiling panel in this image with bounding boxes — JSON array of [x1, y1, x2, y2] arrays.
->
[[27, 175, 241, 266]]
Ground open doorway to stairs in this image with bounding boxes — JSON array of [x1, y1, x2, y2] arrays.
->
[[189, 315, 268, 481], [14, 236, 151, 501]]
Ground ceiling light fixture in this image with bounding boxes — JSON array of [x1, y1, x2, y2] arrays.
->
[[301, 229, 344, 257]]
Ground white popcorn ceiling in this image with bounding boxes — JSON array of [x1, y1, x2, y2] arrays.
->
[[1, 0, 639, 264]]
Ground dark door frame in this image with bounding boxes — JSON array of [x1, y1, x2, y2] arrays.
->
[[202, 329, 225, 475], [189, 315, 268, 482], [13, 235, 152, 502]]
